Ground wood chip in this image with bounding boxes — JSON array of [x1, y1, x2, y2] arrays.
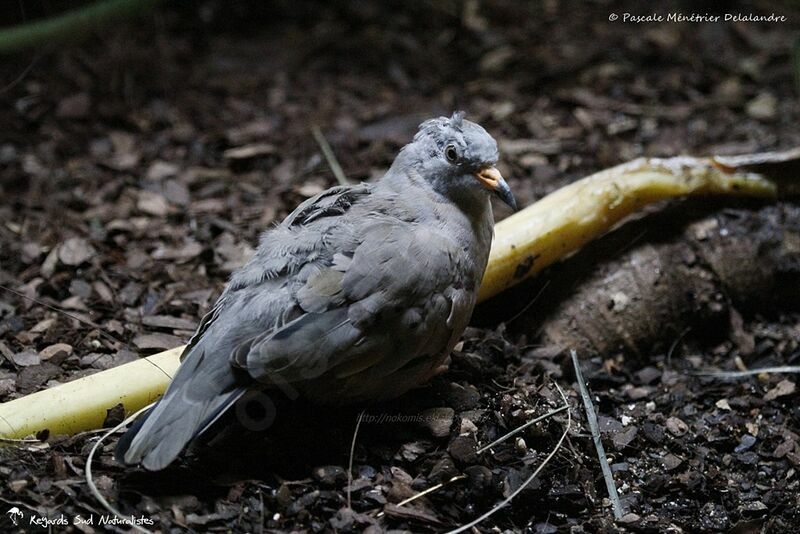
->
[[665, 416, 688, 436], [417, 407, 454, 438], [133, 333, 184, 350], [141, 315, 198, 331], [764, 379, 796, 401], [58, 238, 95, 266], [39, 343, 73, 362], [382, 503, 442, 525], [12, 350, 41, 367], [223, 143, 276, 160], [137, 191, 172, 216]]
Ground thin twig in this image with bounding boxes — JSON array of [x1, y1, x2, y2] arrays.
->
[[258, 490, 264, 534], [571, 349, 623, 520], [445, 380, 572, 534], [0, 496, 39, 512], [693, 365, 800, 379], [347, 410, 365, 510], [476, 405, 568, 456], [1, 284, 114, 343], [0, 436, 40, 443], [0, 283, 174, 381], [0, 52, 41, 95], [376, 475, 467, 518], [506, 279, 551, 326], [86, 403, 154, 534], [311, 124, 350, 186], [0, 413, 19, 436], [666, 326, 691, 365]]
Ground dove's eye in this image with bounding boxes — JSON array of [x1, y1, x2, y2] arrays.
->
[[444, 144, 459, 163]]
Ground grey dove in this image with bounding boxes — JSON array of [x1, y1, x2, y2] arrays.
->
[[116, 112, 516, 470]]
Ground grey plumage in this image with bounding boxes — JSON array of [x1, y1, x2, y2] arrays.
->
[[116, 112, 515, 470]]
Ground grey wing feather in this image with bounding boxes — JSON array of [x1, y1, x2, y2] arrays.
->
[[232, 218, 472, 399], [119, 332, 246, 470], [116, 183, 376, 469]]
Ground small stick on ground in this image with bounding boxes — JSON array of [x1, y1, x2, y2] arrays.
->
[[0, 283, 174, 380], [376, 474, 467, 518], [476, 404, 568, 455], [666, 326, 691, 365], [693, 365, 800, 379], [445, 380, 572, 534], [571, 349, 623, 520], [86, 403, 154, 534], [311, 124, 350, 186], [347, 410, 365, 510], [0, 437, 40, 444]]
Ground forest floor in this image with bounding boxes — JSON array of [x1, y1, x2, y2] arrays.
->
[[1, 0, 800, 532]]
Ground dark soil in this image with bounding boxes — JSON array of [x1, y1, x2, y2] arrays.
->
[[1, 1, 799, 532]]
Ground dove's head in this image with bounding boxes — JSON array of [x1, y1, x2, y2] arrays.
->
[[394, 112, 516, 211]]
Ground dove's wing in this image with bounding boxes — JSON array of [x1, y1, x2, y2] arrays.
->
[[117, 183, 375, 469], [230, 204, 477, 401]]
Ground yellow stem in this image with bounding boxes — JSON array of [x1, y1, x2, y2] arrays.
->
[[479, 156, 776, 299], [0, 347, 181, 438]]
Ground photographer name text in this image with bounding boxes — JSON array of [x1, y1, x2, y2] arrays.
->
[[610, 12, 787, 23]]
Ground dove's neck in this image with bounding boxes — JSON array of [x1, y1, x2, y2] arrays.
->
[[381, 164, 494, 262], [383, 164, 491, 219]]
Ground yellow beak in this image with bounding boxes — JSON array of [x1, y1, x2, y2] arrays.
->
[[474, 167, 517, 210]]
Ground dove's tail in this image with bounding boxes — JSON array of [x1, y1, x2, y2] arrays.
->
[[115, 348, 246, 471]]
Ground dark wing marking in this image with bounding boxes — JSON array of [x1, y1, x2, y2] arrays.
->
[[226, 183, 373, 293], [283, 183, 373, 228]]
